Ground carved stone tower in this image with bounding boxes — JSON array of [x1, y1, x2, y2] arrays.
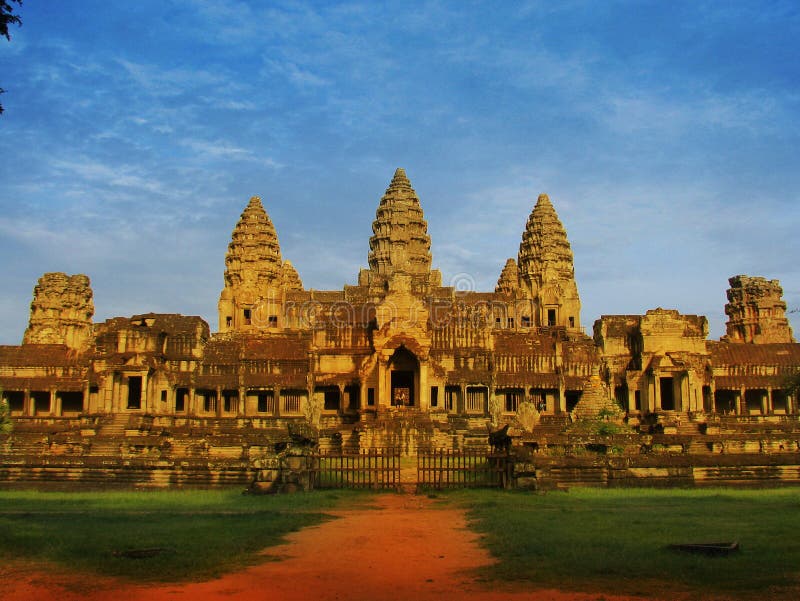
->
[[359, 168, 441, 294], [23, 272, 94, 351], [517, 193, 582, 331], [495, 258, 519, 296], [218, 196, 302, 332], [723, 275, 794, 344]]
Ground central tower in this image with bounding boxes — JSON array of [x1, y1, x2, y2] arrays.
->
[[359, 168, 441, 295]]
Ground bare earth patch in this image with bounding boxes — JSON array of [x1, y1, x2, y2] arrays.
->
[[4, 493, 674, 601]]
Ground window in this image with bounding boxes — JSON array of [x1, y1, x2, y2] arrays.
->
[[367, 387, 375, 406], [547, 309, 556, 327], [161, 390, 167, 403], [226, 316, 232, 327], [507, 318, 515, 328], [268, 315, 278, 327], [466, 387, 486, 413], [281, 390, 303, 414], [257, 391, 274, 413], [243, 308, 252, 325], [568, 316, 575, 328], [504, 389, 522, 412], [430, 386, 439, 408], [521, 316, 530, 327]]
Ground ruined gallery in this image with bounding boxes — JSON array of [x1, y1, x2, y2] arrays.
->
[[2, 168, 799, 488]]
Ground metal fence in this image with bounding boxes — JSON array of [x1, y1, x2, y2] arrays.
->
[[417, 448, 512, 489], [310, 448, 401, 490]]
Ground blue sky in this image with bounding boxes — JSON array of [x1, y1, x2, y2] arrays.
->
[[0, 0, 798, 344]]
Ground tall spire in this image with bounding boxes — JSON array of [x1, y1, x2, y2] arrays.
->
[[223, 196, 283, 291], [495, 258, 519, 295], [218, 196, 287, 332], [517, 193, 581, 330], [367, 168, 434, 284]]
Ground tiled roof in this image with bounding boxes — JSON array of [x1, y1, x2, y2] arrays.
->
[[709, 342, 800, 366], [0, 345, 84, 367]]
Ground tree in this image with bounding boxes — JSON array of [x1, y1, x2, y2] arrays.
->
[[784, 371, 800, 399], [0, 0, 23, 116]]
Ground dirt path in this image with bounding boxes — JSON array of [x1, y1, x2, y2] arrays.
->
[[4, 493, 659, 601]]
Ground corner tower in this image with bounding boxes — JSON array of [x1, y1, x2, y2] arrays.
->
[[722, 275, 794, 343], [218, 196, 303, 332], [517, 193, 582, 331], [358, 168, 441, 294]]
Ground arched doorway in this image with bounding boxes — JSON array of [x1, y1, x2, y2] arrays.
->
[[389, 347, 418, 407]]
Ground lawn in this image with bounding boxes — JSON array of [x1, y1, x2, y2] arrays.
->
[[447, 487, 800, 598], [0, 488, 360, 582]]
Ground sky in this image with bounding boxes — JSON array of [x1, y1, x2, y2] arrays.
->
[[0, 0, 798, 344]]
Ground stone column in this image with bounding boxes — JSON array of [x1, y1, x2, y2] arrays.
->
[[338, 384, 346, 414], [459, 384, 466, 415], [418, 362, 428, 412], [274, 386, 281, 417], [49, 389, 57, 416], [653, 375, 662, 412], [763, 389, 771, 416], [378, 357, 388, 410], [141, 372, 149, 413], [738, 387, 746, 415], [239, 386, 247, 417], [188, 386, 196, 416], [216, 386, 222, 417]]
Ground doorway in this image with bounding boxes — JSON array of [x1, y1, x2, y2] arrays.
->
[[389, 346, 418, 407]]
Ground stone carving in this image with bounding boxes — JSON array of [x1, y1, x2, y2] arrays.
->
[[723, 275, 794, 344], [23, 272, 94, 350], [571, 367, 623, 422], [218, 196, 303, 331], [517, 193, 581, 331], [495, 258, 519, 295], [365, 168, 441, 292], [281, 260, 303, 292]]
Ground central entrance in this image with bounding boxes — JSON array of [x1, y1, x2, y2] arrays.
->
[[389, 347, 418, 407]]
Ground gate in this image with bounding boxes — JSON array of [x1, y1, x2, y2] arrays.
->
[[310, 448, 401, 490], [417, 448, 512, 489]]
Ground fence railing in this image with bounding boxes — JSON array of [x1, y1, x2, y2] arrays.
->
[[310, 448, 400, 490], [417, 448, 512, 489]]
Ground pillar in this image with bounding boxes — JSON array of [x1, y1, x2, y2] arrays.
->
[[216, 386, 222, 417], [274, 385, 281, 417], [418, 362, 428, 412], [459, 384, 466, 415], [22, 389, 31, 417], [378, 358, 388, 410], [239, 386, 247, 417], [338, 384, 345, 414], [738, 387, 746, 415], [654, 375, 662, 412]]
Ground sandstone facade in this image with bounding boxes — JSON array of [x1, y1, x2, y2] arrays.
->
[[1, 169, 798, 457]]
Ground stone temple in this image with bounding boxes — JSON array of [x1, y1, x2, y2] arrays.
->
[[1, 168, 799, 488]]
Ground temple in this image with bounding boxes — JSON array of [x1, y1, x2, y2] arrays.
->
[[1, 168, 799, 488]]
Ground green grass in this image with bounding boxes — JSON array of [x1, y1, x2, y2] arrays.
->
[[0, 488, 365, 583], [446, 487, 800, 598]]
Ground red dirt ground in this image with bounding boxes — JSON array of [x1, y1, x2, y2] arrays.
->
[[0, 494, 701, 601]]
